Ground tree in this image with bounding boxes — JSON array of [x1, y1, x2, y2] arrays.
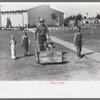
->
[[72, 15, 76, 20], [76, 13, 83, 21], [51, 13, 57, 20], [64, 18, 69, 26], [96, 14, 100, 19], [68, 15, 76, 20], [84, 16, 87, 19]]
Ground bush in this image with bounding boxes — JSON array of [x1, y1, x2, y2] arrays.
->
[[28, 24, 36, 28], [32, 24, 37, 28], [20, 27, 25, 31], [48, 25, 59, 27]]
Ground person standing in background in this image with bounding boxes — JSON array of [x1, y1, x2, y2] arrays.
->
[[74, 26, 83, 58]]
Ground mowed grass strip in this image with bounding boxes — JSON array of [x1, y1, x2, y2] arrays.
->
[[50, 28, 100, 53], [0, 30, 71, 80], [0, 30, 100, 80]]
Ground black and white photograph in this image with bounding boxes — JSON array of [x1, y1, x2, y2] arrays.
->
[[0, 2, 100, 98]]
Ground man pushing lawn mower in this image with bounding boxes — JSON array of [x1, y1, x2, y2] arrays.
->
[[34, 17, 62, 64], [34, 17, 50, 51]]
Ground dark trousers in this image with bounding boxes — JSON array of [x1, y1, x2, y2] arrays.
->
[[38, 34, 47, 51], [23, 45, 28, 56], [76, 42, 82, 57]]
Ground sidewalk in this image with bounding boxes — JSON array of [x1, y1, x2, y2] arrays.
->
[[27, 28, 100, 62]]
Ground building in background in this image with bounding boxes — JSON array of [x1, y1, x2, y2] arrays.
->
[[82, 17, 99, 25], [27, 5, 64, 27], [1, 5, 64, 28], [1, 10, 28, 27]]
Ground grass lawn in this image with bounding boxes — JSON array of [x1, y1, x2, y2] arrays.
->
[[0, 30, 100, 80], [50, 28, 100, 53]]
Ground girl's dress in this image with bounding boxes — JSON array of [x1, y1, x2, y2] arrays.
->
[[10, 40, 16, 59]]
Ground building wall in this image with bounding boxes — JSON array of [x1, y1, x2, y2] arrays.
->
[[27, 5, 50, 27], [27, 5, 64, 27], [49, 8, 64, 26], [1, 12, 28, 27], [82, 18, 99, 24]]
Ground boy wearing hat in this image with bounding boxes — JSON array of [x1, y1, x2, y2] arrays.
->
[[34, 17, 50, 51], [74, 26, 83, 58], [21, 30, 30, 57]]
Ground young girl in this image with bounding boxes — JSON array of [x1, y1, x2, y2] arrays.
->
[[10, 35, 17, 60]]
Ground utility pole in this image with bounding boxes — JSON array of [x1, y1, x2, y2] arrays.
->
[[66, 12, 68, 18], [86, 13, 88, 18]]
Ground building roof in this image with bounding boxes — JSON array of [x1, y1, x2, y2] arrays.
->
[[1, 10, 27, 14], [27, 5, 64, 14], [1, 5, 64, 15], [50, 8, 64, 14], [87, 17, 96, 19], [27, 5, 49, 10], [82, 17, 97, 21]]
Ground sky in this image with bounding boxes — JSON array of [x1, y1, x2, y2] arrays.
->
[[0, 2, 100, 18]]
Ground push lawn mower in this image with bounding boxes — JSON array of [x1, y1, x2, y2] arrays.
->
[[35, 34, 62, 64]]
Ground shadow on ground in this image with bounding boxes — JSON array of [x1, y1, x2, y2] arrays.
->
[[81, 52, 95, 58], [27, 53, 35, 57], [16, 53, 35, 60], [40, 61, 69, 65]]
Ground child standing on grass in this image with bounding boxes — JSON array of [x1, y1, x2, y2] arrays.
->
[[10, 35, 17, 60], [74, 26, 83, 58], [21, 30, 30, 57]]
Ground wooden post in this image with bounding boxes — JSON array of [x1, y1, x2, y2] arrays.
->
[[90, 23, 93, 35]]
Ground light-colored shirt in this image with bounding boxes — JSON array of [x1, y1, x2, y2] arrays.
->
[[35, 24, 50, 40], [10, 40, 17, 47]]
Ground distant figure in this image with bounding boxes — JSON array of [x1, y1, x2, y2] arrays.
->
[[21, 30, 30, 57], [25, 24, 28, 28], [18, 24, 20, 30], [10, 35, 17, 60], [74, 26, 83, 58], [90, 23, 93, 35]]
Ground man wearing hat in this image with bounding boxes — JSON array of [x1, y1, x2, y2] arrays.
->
[[34, 17, 50, 51]]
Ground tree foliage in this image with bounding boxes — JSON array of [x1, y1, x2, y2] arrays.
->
[[51, 13, 57, 20], [64, 18, 69, 26], [64, 14, 83, 26], [76, 13, 83, 21], [96, 14, 100, 19], [84, 16, 87, 19]]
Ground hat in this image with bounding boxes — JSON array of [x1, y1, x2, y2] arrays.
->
[[39, 17, 45, 22]]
